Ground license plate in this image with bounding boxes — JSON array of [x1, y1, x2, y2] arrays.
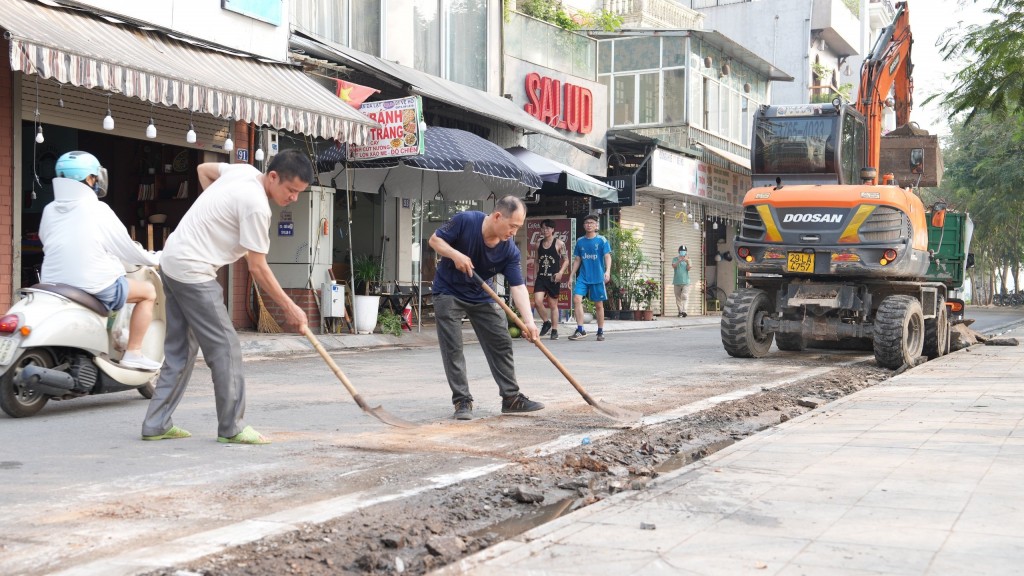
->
[[787, 252, 815, 273], [0, 337, 19, 366]]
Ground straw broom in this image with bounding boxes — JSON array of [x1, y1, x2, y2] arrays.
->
[[251, 280, 282, 333]]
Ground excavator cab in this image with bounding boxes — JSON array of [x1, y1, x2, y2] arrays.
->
[[751, 103, 867, 188]]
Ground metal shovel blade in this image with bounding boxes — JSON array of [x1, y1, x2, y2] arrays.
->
[[472, 273, 641, 424], [303, 326, 416, 429]]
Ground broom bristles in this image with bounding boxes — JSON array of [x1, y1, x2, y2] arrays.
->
[[253, 283, 283, 333]]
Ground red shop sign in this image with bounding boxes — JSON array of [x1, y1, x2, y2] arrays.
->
[[523, 72, 593, 135]]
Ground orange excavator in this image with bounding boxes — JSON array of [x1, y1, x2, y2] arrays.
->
[[722, 1, 972, 368]]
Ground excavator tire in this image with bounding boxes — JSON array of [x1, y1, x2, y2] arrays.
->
[[873, 295, 925, 369], [923, 296, 950, 359], [721, 288, 774, 358]]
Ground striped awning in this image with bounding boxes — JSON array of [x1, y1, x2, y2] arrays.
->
[[2, 0, 378, 142]]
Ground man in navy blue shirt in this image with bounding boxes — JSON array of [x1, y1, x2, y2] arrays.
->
[[428, 195, 544, 420]]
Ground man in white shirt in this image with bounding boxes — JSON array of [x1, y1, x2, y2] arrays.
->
[[39, 151, 161, 370], [141, 149, 310, 444]]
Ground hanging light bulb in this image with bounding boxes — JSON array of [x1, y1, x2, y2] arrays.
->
[[57, 84, 65, 108], [35, 125, 45, 144], [693, 220, 700, 231], [223, 116, 234, 152], [186, 110, 196, 144], [146, 118, 157, 139], [102, 94, 114, 130], [254, 126, 265, 162], [713, 220, 719, 230]]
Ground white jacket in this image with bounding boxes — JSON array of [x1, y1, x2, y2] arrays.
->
[[39, 178, 159, 293]]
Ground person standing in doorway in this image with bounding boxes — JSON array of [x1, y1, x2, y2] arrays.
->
[[672, 245, 692, 317], [568, 214, 612, 341], [533, 219, 568, 340], [429, 195, 544, 421], [141, 149, 312, 444]]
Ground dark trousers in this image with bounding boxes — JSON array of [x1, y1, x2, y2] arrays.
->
[[433, 294, 520, 405]]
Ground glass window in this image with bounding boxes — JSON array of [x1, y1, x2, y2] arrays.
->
[[703, 77, 719, 132], [599, 41, 612, 75], [639, 73, 660, 124], [413, 0, 441, 76], [614, 75, 636, 126], [447, 0, 487, 89], [841, 111, 865, 184], [351, 1, 382, 55], [690, 70, 704, 125], [613, 37, 660, 72], [663, 68, 686, 124], [662, 37, 686, 68]]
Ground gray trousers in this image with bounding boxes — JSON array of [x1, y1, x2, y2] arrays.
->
[[434, 294, 520, 405], [142, 272, 247, 439]]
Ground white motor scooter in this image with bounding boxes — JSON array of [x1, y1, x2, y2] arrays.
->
[[0, 265, 166, 418]]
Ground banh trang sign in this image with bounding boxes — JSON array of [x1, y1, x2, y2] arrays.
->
[[348, 96, 425, 160], [523, 72, 593, 134]]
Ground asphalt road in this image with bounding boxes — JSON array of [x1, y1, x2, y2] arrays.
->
[[1, 306, 1020, 575]]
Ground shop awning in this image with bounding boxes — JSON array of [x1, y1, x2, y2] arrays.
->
[[697, 142, 751, 171], [1, 0, 378, 142], [507, 147, 617, 203], [290, 34, 604, 158]]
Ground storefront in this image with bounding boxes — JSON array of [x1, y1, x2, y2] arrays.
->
[[1, 1, 376, 324], [288, 34, 605, 313]]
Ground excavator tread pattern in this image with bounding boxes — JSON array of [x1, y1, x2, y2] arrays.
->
[[721, 288, 775, 358], [873, 295, 925, 369]]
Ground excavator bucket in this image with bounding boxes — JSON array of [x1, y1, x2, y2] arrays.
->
[[880, 124, 943, 187]]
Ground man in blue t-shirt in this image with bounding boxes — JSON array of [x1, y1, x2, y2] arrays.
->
[[428, 195, 544, 421], [568, 213, 612, 341]]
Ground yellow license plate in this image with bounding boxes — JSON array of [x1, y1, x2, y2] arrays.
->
[[787, 252, 815, 273]]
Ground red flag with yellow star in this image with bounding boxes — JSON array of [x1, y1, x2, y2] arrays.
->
[[335, 79, 379, 108]]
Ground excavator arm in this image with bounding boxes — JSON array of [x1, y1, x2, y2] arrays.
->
[[858, 1, 913, 181]]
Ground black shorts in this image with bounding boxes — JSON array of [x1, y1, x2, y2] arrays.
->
[[533, 276, 561, 298]]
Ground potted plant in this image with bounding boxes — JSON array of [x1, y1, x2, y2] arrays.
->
[[606, 222, 647, 319], [351, 254, 382, 334], [634, 277, 660, 321]]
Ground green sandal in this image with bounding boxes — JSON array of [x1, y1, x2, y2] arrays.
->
[[142, 426, 192, 441], [217, 425, 270, 445]]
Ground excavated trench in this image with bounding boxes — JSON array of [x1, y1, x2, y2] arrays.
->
[[144, 360, 894, 576]]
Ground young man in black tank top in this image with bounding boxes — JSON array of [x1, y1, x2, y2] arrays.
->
[[533, 219, 568, 340]]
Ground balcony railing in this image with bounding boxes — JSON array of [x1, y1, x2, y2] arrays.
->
[[603, 0, 705, 29], [505, 12, 597, 79]]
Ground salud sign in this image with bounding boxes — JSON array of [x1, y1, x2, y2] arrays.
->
[[348, 96, 425, 161], [524, 72, 593, 134]]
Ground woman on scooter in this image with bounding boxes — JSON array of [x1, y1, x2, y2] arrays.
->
[[39, 151, 162, 371]]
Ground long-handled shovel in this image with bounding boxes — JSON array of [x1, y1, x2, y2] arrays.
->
[[302, 326, 416, 429], [473, 273, 641, 423]]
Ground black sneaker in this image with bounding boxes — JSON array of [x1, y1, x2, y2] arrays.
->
[[550, 329, 559, 340], [501, 393, 545, 413], [568, 328, 588, 340], [681, 312, 687, 318], [596, 333, 605, 341], [539, 320, 552, 337], [453, 400, 473, 420]]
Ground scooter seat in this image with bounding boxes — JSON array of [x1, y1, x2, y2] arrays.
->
[[28, 283, 110, 316]]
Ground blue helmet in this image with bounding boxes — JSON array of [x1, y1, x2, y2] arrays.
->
[[55, 151, 108, 197]]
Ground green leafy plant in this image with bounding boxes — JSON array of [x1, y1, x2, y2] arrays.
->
[[377, 310, 403, 337], [517, 0, 621, 32], [352, 254, 382, 295], [634, 277, 660, 310], [605, 222, 647, 310]]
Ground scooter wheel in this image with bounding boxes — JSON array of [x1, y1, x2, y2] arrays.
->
[[1, 349, 55, 418]]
